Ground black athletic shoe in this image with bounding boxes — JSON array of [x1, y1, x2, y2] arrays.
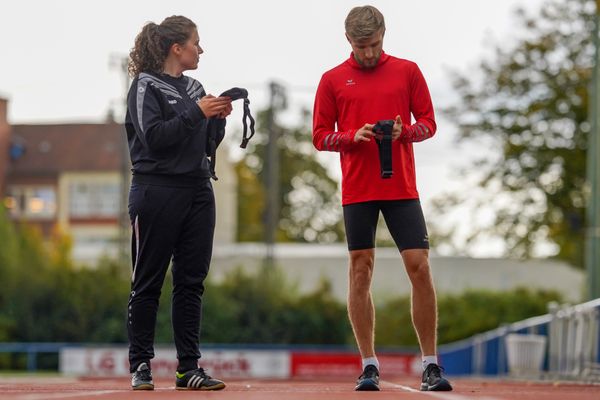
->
[[421, 363, 452, 391], [175, 368, 226, 391], [131, 362, 154, 390], [355, 364, 380, 391]]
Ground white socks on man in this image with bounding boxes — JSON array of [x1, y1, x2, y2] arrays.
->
[[361, 357, 379, 370], [422, 355, 438, 370], [362, 355, 437, 372]]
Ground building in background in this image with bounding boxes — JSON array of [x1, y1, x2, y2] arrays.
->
[[211, 243, 585, 303], [0, 97, 237, 264]]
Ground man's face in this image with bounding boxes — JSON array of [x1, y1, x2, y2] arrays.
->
[[346, 29, 384, 69]]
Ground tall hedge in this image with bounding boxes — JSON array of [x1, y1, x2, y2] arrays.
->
[[0, 211, 564, 349]]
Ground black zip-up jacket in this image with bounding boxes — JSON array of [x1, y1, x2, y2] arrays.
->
[[125, 71, 225, 185]]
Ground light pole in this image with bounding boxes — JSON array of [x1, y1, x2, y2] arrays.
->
[[585, 0, 600, 299], [264, 81, 287, 268], [110, 54, 131, 266]]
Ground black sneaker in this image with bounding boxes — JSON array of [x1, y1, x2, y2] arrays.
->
[[175, 368, 226, 391], [131, 362, 154, 390], [421, 363, 452, 391], [355, 364, 380, 391]]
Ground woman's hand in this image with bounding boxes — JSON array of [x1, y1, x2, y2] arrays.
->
[[217, 101, 233, 119], [197, 95, 232, 118]]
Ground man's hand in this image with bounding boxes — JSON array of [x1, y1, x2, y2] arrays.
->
[[197, 95, 232, 118], [392, 115, 403, 141], [354, 123, 376, 142]]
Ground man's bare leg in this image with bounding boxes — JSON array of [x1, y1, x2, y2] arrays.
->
[[402, 249, 452, 391], [348, 248, 381, 391], [401, 249, 437, 357], [348, 248, 376, 359]]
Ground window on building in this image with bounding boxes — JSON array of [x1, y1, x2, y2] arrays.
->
[[4, 186, 57, 219], [69, 181, 119, 218]]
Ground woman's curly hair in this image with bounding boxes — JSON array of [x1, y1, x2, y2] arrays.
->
[[128, 15, 196, 77]]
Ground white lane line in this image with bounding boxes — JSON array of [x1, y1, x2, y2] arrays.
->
[[382, 381, 420, 393], [12, 390, 123, 400], [382, 380, 502, 400], [12, 387, 181, 400]]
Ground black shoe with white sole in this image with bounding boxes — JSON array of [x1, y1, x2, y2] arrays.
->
[[175, 368, 226, 391], [355, 364, 380, 391], [421, 363, 452, 391], [131, 362, 154, 390]]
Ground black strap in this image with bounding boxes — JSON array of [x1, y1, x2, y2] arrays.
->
[[374, 120, 394, 179], [219, 87, 255, 149], [206, 88, 255, 180], [240, 97, 256, 149], [207, 120, 220, 180]]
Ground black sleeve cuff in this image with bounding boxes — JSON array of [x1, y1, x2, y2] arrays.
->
[[184, 103, 206, 127]]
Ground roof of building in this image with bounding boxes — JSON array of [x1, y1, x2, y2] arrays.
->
[[7, 123, 126, 176]]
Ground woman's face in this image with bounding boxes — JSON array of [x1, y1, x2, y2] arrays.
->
[[178, 29, 203, 70]]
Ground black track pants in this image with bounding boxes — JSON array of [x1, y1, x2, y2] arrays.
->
[[127, 179, 215, 373]]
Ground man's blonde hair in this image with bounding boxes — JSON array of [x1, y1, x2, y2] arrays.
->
[[345, 5, 385, 41]]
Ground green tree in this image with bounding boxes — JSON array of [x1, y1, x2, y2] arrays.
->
[[0, 220, 53, 341], [432, 0, 595, 267], [235, 85, 344, 243], [0, 207, 130, 343], [0, 207, 21, 341]]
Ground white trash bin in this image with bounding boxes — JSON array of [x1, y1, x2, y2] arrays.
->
[[505, 333, 547, 376]]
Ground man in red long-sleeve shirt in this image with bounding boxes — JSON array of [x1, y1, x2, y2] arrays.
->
[[313, 5, 452, 392]]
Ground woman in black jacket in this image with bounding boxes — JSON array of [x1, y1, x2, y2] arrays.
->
[[125, 15, 231, 391]]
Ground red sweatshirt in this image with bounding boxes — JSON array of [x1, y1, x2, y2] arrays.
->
[[313, 51, 436, 205]]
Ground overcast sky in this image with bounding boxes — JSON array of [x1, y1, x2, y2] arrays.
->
[[0, 0, 548, 254]]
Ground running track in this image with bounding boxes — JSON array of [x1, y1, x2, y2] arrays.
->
[[0, 376, 599, 400]]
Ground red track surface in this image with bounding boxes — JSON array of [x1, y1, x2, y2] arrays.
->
[[0, 376, 598, 400]]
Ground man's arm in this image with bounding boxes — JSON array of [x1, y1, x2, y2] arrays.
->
[[398, 64, 437, 143], [312, 76, 359, 152]]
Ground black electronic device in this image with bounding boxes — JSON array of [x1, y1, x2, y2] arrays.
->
[[372, 119, 394, 179]]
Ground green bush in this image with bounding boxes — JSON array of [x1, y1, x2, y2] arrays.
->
[[199, 266, 351, 345], [375, 288, 563, 347], [0, 208, 565, 348], [0, 206, 130, 343]]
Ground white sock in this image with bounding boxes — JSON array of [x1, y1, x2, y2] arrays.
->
[[422, 355, 438, 370], [362, 357, 379, 370]]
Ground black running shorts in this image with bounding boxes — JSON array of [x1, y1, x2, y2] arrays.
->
[[342, 199, 429, 251]]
